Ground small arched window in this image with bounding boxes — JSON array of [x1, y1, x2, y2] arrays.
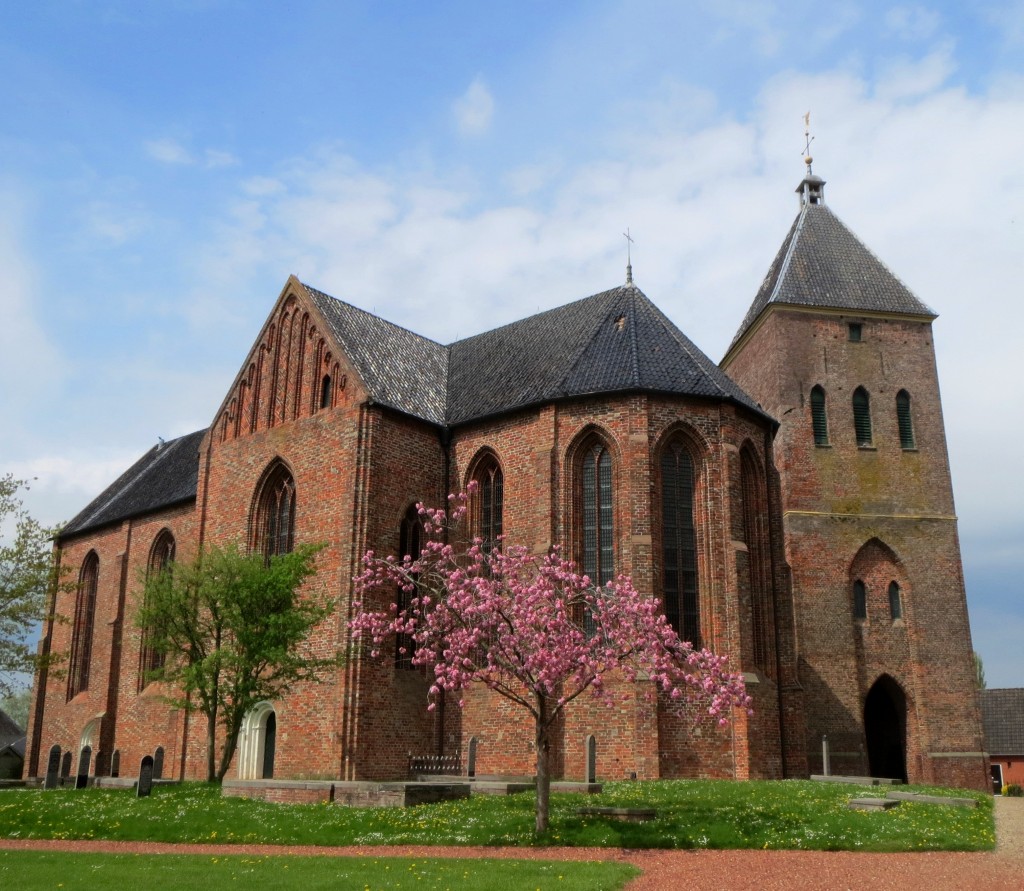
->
[[319, 374, 333, 410], [471, 455, 504, 553], [68, 552, 99, 699], [810, 385, 829, 446], [661, 438, 700, 646], [396, 505, 423, 670], [888, 581, 903, 621], [853, 580, 867, 620], [139, 530, 175, 691], [852, 387, 872, 447], [252, 462, 296, 559], [896, 390, 915, 449]]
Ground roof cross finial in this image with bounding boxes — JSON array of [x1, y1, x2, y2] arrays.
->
[[623, 228, 634, 286], [802, 111, 814, 174]]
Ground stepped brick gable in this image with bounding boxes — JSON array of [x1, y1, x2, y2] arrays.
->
[[26, 172, 988, 792]]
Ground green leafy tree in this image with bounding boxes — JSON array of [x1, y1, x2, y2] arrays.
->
[[973, 651, 986, 691], [138, 542, 335, 782], [0, 685, 32, 728], [0, 475, 60, 698]]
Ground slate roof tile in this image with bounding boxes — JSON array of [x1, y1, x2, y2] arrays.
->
[[59, 429, 206, 539], [729, 201, 935, 353], [982, 688, 1024, 755]]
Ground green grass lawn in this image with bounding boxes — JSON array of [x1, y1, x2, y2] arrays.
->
[[0, 779, 995, 852], [0, 851, 638, 890]]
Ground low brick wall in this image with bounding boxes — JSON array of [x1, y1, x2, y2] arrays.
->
[[221, 779, 472, 807]]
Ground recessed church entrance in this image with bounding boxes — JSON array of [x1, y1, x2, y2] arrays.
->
[[864, 676, 907, 782], [237, 702, 277, 779]]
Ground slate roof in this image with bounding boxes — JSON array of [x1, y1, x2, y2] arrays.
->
[[446, 284, 766, 424], [305, 280, 766, 425], [0, 709, 23, 748], [59, 429, 207, 540], [728, 199, 935, 353], [302, 284, 450, 426], [982, 688, 1024, 755], [61, 281, 769, 540]]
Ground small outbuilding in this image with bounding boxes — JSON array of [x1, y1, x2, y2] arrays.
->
[[0, 709, 26, 780], [982, 688, 1024, 793]]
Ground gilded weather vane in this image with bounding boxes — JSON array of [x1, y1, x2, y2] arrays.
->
[[803, 111, 815, 174]]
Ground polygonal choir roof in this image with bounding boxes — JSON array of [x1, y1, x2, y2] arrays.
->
[[727, 197, 935, 354], [982, 688, 1024, 755], [305, 281, 766, 426]]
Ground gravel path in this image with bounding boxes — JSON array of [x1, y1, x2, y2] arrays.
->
[[2, 796, 1021, 890]]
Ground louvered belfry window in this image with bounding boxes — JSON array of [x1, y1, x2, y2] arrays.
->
[[68, 552, 99, 699], [853, 580, 867, 620], [896, 390, 915, 449], [581, 442, 614, 587], [810, 385, 829, 446], [396, 505, 423, 670], [852, 387, 873, 447], [661, 441, 700, 647]]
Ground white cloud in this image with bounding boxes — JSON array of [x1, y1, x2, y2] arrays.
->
[[885, 5, 942, 41], [452, 77, 495, 137], [204, 148, 238, 169], [145, 137, 193, 165]]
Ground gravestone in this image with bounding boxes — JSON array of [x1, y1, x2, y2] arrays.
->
[[75, 745, 92, 790], [586, 735, 597, 784], [60, 751, 72, 781], [467, 737, 477, 779], [110, 750, 120, 778], [153, 746, 164, 780], [137, 755, 154, 798], [44, 745, 61, 790]]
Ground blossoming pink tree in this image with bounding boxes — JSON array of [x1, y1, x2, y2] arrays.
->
[[350, 489, 751, 833]]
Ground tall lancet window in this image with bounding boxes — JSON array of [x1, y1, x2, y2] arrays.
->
[[661, 439, 700, 647]]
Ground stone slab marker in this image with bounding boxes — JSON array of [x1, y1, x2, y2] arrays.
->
[[137, 754, 154, 798], [586, 735, 597, 785], [75, 746, 92, 790], [153, 746, 164, 780], [44, 745, 61, 790]]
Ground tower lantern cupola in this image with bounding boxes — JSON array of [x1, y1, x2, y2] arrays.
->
[[797, 172, 826, 207]]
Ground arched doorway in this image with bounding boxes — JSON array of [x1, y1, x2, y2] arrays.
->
[[864, 676, 907, 782], [237, 702, 277, 779]]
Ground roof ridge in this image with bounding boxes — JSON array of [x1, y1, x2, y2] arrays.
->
[[300, 281, 448, 348]]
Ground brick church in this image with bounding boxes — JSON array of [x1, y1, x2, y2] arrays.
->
[[26, 169, 989, 791]]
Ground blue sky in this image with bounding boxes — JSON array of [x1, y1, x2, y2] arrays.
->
[[1, 1, 1022, 687]]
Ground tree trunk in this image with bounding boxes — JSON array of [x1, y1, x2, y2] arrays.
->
[[205, 707, 217, 783], [534, 694, 550, 834]]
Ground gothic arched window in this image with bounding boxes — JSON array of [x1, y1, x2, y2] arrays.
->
[[810, 385, 829, 446], [252, 462, 296, 559], [852, 387, 873, 447], [395, 505, 423, 670], [471, 454, 503, 553], [888, 581, 903, 621], [741, 448, 773, 674], [139, 530, 175, 691], [578, 439, 614, 588], [853, 580, 867, 620], [68, 552, 99, 699], [661, 438, 700, 646]]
